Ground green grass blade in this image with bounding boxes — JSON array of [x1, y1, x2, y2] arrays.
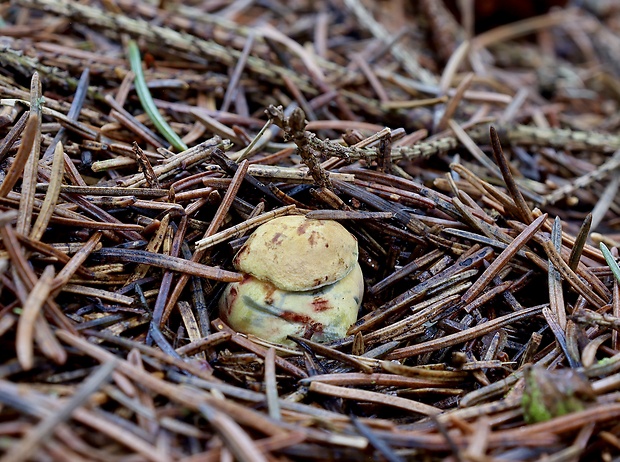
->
[[600, 242, 620, 284], [127, 40, 188, 151]]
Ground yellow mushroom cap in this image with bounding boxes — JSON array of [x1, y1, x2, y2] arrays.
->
[[232, 215, 358, 292]]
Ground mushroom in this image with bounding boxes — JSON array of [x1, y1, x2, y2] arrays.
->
[[218, 215, 363, 345]]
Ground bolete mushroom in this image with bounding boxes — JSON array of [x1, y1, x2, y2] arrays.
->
[[218, 215, 363, 345]]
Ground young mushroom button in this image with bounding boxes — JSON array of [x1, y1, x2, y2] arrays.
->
[[218, 215, 364, 345]]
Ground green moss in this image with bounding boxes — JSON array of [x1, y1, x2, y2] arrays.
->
[[597, 357, 614, 366], [522, 382, 552, 423]]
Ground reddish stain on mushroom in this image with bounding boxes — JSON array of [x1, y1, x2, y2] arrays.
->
[[312, 297, 331, 312], [233, 246, 250, 267], [308, 230, 323, 247], [280, 310, 315, 325], [229, 286, 238, 300], [221, 294, 233, 317], [240, 273, 253, 284], [296, 221, 310, 235], [270, 232, 283, 246], [312, 275, 330, 287]]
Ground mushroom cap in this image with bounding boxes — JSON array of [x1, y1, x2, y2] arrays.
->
[[233, 216, 358, 292], [219, 262, 363, 345]]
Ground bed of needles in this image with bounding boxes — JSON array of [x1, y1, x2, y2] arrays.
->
[[2, 0, 620, 460]]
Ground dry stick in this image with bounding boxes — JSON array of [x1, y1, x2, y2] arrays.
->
[[117, 138, 223, 187], [2, 98, 100, 140], [524, 221, 611, 303], [489, 126, 534, 224], [568, 213, 592, 272], [343, 0, 436, 85], [30, 141, 64, 241], [56, 330, 291, 440], [105, 94, 166, 148], [246, 165, 354, 183], [267, 105, 332, 189], [175, 331, 231, 356], [88, 330, 215, 383], [540, 240, 607, 309], [450, 163, 522, 219], [16, 72, 42, 236], [178, 301, 204, 358], [369, 248, 444, 295], [0, 111, 39, 198], [96, 248, 243, 283], [147, 218, 185, 355], [191, 110, 243, 144], [198, 402, 269, 462], [352, 53, 389, 103], [387, 304, 545, 360], [126, 349, 160, 437], [448, 120, 503, 178], [590, 171, 620, 231], [35, 185, 169, 197], [436, 73, 474, 132], [162, 159, 250, 321], [289, 336, 373, 374], [259, 25, 355, 120], [214, 320, 307, 378], [15, 0, 318, 90], [0, 224, 75, 334], [42, 67, 90, 160], [308, 381, 441, 416], [542, 306, 577, 369], [0, 361, 116, 462], [15, 265, 55, 370], [305, 210, 394, 220], [19, 293, 66, 367], [349, 246, 493, 335], [51, 231, 102, 293], [542, 149, 620, 206], [133, 142, 159, 188], [264, 348, 281, 421], [61, 284, 134, 305], [614, 282, 620, 351], [125, 214, 170, 286], [472, 8, 569, 50], [548, 216, 567, 330], [195, 205, 296, 250], [0, 110, 28, 162], [376, 130, 392, 174], [235, 118, 273, 162], [571, 308, 620, 330], [461, 214, 547, 304], [220, 32, 254, 113]]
